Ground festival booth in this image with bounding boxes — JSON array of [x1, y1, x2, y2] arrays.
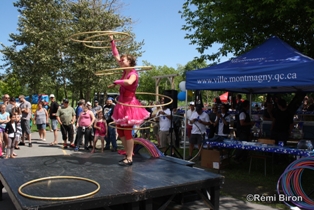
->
[[186, 36, 314, 169]]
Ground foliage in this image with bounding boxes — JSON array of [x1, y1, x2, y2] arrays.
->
[[136, 61, 183, 102], [180, 0, 314, 63], [0, 0, 144, 102]]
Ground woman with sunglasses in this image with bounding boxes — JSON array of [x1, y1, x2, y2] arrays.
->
[[107, 35, 150, 166]]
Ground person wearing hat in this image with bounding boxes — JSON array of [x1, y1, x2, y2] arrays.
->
[[48, 94, 59, 146], [56, 99, 76, 148], [186, 105, 210, 160], [186, 101, 196, 139], [19, 95, 32, 147], [92, 100, 102, 117]]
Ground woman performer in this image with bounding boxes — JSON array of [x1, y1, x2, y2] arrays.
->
[[108, 34, 150, 166]]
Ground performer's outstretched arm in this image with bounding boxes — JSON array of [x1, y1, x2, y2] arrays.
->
[[109, 35, 120, 63]]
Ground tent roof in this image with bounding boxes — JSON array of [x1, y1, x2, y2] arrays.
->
[[186, 36, 314, 93]]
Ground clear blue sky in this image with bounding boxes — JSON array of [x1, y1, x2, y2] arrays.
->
[[0, 0, 227, 70]]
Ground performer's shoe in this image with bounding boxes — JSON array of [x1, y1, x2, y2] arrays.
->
[[119, 155, 127, 162], [118, 159, 133, 166]]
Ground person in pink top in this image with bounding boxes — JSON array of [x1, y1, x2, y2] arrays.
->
[[108, 34, 150, 166], [91, 111, 107, 153], [75, 104, 95, 151]]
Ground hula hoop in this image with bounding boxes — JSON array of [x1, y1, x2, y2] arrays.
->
[[108, 122, 152, 131], [70, 31, 108, 43], [69, 31, 131, 43], [95, 69, 151, 76], [115, 92, 173, 108], [18, 176, 100, 200], [94, 66, 152, 76], [83, 32, 132, 49]]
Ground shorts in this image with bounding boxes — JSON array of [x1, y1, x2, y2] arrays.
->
[[159, 130, 175, 148], [21, 120, 31, 135], [186, 125, 192, 138], [51, 119, 58, 131], [189, 134, 203, 145], [37, 123, 46, 130], [0, 127, 5, 133], [117, 125, 133, 140], [153, 123, 159, 136]]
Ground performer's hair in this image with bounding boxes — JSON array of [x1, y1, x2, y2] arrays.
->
[[121, 54, 136, 66]]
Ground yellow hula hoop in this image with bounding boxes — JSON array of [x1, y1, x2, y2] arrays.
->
[[69, 31, 108, 43], [69, 31, 132, 45], [18, 176, 100, 200], [83, 32, 132, 49], [114, 92, 173, 108], [94, 66, 152, 76]]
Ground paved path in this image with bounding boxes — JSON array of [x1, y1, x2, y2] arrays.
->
[[1, 131, 278, 210]]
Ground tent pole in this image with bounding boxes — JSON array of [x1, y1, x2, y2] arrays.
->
[[183, 90, 188, 159]]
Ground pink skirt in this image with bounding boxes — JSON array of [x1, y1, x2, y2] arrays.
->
[[112, 96, 150, 126]]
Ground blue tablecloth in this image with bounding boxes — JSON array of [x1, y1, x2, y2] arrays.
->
[[205, 140, 314, 157]]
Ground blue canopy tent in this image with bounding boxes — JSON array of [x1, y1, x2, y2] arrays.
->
[[186, 36, 314, 93]]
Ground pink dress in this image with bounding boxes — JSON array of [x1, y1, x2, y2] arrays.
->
[[112, 69, 150, 126], [95, 119, 106, 137]]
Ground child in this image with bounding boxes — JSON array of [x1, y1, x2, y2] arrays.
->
[[12, 107, 22, 150], [91, 112, 107, 153], [4, 114, 17, 159]]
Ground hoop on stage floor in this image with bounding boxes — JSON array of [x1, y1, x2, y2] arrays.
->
[[83, 32, 132, 49], [108, 121, 154, 131], [114, 92, 173, 108], [18, 176, 100, 200], [94, 66, 152, 76]]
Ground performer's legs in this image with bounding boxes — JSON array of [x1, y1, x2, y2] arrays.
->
[[117, 126, 133, 166]]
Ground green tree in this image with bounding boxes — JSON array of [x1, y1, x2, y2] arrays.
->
[[180, 0, 314, 62], [0, 0, 144, 102], [136, 61, 183, 101]]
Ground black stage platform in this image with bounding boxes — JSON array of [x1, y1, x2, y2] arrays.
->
[[0, 153, 224, 210]]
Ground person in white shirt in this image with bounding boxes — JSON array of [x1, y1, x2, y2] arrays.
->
[[212, 104, 230, 141], [158, 106, 175, 150], [186, 101, 196, 138], [187, 105, 210, 160]]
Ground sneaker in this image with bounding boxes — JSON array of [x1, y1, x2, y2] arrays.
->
[[70, 143, 76, 148], [18, 142, 25, 146], [29, 143, 32, 147], [84, 147, 89, 151], [74, 147, 79, 152], [42, 139, 46, 141], [111, 148, 117, 152], [104, 147, 110, 150]]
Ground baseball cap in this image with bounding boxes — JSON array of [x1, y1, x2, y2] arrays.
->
[[189, 101, 195, 106], [107, 97, 114, 101], [50, 94, 55, 98], [94, 100, 98, 103], [63, 98, 69, 103], [87, 101, 92, 106]]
